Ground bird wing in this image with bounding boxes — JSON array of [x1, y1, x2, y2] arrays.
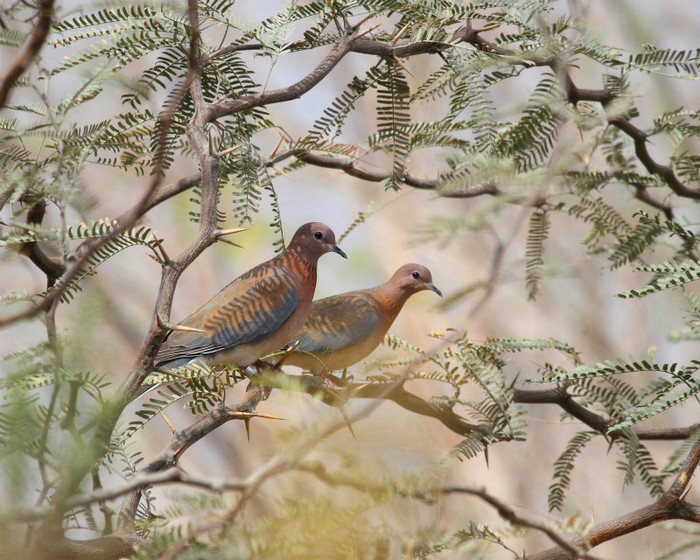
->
[[293, 293, 379, 354], [156, 262, 298, 366]]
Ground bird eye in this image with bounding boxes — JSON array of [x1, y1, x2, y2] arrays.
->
[[411, 271, 420, 279], [314, 231, 323, 239]]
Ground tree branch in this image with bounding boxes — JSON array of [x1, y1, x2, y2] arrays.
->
[[513, 387, 698, 441], [154, 374, 408, 560], [17, 198, 65, 288], [608, 117, 700, 199], [0, 0, 53, 107], [32, 2, 211, 549], [32, 529, 148, 560], [631, 182, 674, 220], [293, 462, 602, 560], [12, 467, 255, 524], [117, 387, 265, 529], [205, 33, 356, 122], [268, 148, 499, 196], [453, 24, 700, 201], [526, 440, 700, 560], [251, 370, 486, 437], [119, 0, 217, 399]]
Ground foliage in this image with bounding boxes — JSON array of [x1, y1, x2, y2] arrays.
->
[[1, 0, 699, 559]]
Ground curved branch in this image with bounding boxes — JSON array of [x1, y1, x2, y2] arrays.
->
[[31, 529, 147, 560], [269, 147, 499, 196], [526, 440, 700, 560], [298, 461, 601, 560], [253, 370, 486, 437], [608, 117, 700, 199], [514, 387, 699, 441], [117, 387, 265, 529], [0, 0, 53, 107], [18, 199, 65, 288], [205, 33, 356, 122], [631, 182, 674, 220], [203, 23, 546, 123], [514, 387, 611, 433]]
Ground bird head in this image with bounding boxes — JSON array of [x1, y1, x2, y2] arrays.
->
[[288, 222, 347, 259], [391, 263, 442, 297]]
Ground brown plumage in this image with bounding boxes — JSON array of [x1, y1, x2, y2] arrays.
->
[[153, 223, 347, 373], [283, 264, 441, 375]]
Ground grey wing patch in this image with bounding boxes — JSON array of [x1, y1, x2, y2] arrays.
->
[[156, 266, 298, 366], [294, 295, 379, 354], [206, 287, 298, 349]]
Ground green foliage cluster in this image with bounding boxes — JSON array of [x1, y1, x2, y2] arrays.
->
[[1, 0, 700, 558]]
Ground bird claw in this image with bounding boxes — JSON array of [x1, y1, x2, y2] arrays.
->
[[252, 359, 279, 371], [244, 379, 272, 400], [322, 377, 340, 390]]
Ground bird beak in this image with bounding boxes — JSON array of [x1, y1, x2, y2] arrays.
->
[[330, 244, 347, 259], [426, 282, 442, 297]]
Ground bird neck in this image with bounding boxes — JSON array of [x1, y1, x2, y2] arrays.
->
[[283, 249, 318, 283], [372, 283, 410, 319]]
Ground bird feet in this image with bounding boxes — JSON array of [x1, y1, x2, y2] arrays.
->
[[322, 376, 340, 390], [252, 359, 280, 371], [320, 369, 351, 389], [246, 360, 278, 400]]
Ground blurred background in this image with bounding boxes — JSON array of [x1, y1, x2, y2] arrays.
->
[[2, 0, 700, 557]]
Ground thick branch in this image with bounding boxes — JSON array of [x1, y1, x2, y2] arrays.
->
[[514, 386, 610, 433], [18, 199, 65, 288], [608, 117, 700, 199], [117, 387, 264, 529], [253, 370, 486, 437], [513, 387, 697, 441], [526, 501, 700, 560], [0, 0, 53, 107], [32, 529, 147, 560], [563, 74, 617, 106]]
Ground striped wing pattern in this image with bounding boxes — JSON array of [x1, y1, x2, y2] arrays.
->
[[156, 262, 298, 366], [294, 293, 379, 354]]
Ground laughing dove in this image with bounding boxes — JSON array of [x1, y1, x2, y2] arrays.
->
[[140, 223, 346, 394], [282, 264, 441, 376]]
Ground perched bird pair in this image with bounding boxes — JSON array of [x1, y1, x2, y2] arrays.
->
[[138, 222, 440, 396]]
